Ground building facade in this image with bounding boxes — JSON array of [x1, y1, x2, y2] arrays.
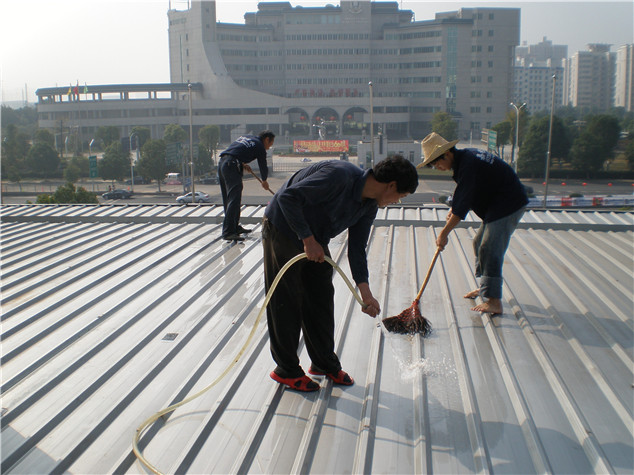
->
[[37, 1, 520, 147], [614, 44, 634, 112], [564, 44, 615, 111], [513, 37, 566, 113]]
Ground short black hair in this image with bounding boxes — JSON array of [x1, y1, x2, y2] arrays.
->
[[259, 130, 276, 141], [372, 155, 419, 194]]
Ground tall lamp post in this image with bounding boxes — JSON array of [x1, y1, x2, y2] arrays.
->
[[510, 102, 526, 172], [129, 132, 138, 193], [368, 81, 374, 168], [543, 74, 557, 208], [188, 83, 195, 202]]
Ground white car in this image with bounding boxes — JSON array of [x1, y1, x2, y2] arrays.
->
[[176, 191, 211, 204]]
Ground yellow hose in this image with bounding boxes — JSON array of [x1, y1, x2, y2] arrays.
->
[[132, 253, 365, 474]]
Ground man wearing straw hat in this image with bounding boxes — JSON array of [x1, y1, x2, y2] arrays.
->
[[419, 132, 528, 315]]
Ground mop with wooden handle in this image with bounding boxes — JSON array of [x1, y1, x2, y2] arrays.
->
[[381, 247, 440, 336]]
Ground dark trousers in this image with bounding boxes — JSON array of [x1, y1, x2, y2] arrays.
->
[[218, 155, 243, 237], [262, 219, 342, 378]]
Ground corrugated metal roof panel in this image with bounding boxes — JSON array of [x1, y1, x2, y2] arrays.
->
[[1, 205, 632, 474]]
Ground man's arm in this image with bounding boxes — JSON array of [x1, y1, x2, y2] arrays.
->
[[437, 210, 462, 251]]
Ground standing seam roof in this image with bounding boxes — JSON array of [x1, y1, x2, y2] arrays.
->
[[0, 204, 632, 474]]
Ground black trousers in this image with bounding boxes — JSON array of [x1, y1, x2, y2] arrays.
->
[[218, 155, 243, 237], [262, 219, 342, 378]]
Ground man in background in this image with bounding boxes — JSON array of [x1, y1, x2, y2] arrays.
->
[[218, 131, 275, 241]]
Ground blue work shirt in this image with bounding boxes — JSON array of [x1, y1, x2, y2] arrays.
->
[[451, 148, 528, 223], [220, 135, 269, 180], [265, 160, 377, 285]]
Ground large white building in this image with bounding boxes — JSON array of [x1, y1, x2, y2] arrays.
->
[[564, 44, 615, 111], [36, 1, 520, 146], [614, 44, 634, 112], [512, 37, 566, 113]]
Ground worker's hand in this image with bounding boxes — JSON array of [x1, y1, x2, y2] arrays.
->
[[436, 233, 449, 251], [358, 283, 380, 317], [243, 163, 252, 173], [303, 236, 325, 263], [261, 180, 270, 191]]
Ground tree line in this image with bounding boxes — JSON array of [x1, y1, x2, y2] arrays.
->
[[3, 105, 634, 188], [430, 106, 634, 177]]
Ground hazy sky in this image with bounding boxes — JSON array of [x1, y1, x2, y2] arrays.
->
[[1, 0, 632, 104]]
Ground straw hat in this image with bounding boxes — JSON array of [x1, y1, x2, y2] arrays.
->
[[418, 132, 459, 168]]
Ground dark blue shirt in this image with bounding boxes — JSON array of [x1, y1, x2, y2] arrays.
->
[[265, 160, 378, 285], [451, 148, 528, 223], [220, 135, 269, 180]]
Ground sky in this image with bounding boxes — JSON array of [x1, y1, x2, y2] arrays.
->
[[1, 0, 632, 105]]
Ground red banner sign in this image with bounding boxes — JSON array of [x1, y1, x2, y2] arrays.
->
[[294, 140, 349, 153]]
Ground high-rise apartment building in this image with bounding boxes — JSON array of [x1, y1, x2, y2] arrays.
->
[[614, 44, 634, 112], [564, 44, 615, 111], [513, 37, 566, 113]]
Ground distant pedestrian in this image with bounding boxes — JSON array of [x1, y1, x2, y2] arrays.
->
[[420, 132, 528, 314], [218, 131, 275, 241]]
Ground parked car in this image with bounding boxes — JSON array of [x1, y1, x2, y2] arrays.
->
[[176, 191, 211, 204], [125, 176, 148, 185], [199, 175, 219, 184], [102, 189, 133, 200]]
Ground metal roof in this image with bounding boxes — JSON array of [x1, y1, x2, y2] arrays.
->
[[1, 204, 632, 474]]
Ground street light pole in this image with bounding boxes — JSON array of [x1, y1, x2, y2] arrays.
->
[[368, 81, 374, 168], [129, 132, 137, 193], [543, 74, 557, 208], [510, 102, 526, 172], [188, 83, 195, 202]]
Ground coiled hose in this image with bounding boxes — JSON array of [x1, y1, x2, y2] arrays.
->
[[133, 253, 366, 474]]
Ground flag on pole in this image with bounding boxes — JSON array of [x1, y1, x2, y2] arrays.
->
[[73, 82, 79, 98], [67, 85, 72, 98], [83, 83, 88, 94]]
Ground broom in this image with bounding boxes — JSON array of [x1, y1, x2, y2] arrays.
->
[[382, 247, 440, 337], [245, 165, 275, 195]]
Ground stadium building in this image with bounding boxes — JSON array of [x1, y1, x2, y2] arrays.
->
[[36, 1, 520, 148]]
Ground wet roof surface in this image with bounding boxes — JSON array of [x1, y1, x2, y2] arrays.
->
[[1, 204, 632, 474]]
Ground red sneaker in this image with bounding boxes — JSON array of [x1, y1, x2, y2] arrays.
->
[[308, 367, 354, 386], [270, 371, 319, 392]]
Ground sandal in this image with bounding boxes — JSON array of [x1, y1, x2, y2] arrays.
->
[[308, 367, 354, 386], [270, 371, 319, 392]]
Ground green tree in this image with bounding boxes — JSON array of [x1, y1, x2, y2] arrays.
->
[[492, 121, 511, 157], [137, 139, 167, 192], [624, 140, 634, 171], [96, 126, 120, 147], [570, 132, 604, 174], [163, 124, 187, 144], [99, 142, 129, 183], [199, 125, 220, 165], [26, 142, 60, 177], [131, 126, 151, 149], [1, 123, 30, 173], [36, 182, 98, 204], [34, 128, 55, 147], [586, 114, 621, 169], [431, 112, 458, 140], [518, 116, 570, 176], [64, 163, 81, 183]]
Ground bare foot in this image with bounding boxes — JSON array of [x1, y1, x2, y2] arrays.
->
[[464, 289, 480, 299], [471, 298, 503, 315]]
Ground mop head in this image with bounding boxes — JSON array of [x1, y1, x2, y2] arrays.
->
[[382, 300, 432, 336]]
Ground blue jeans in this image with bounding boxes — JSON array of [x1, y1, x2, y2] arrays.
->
[[218, 155, 243, 237], [472, 207, 525, 299]]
